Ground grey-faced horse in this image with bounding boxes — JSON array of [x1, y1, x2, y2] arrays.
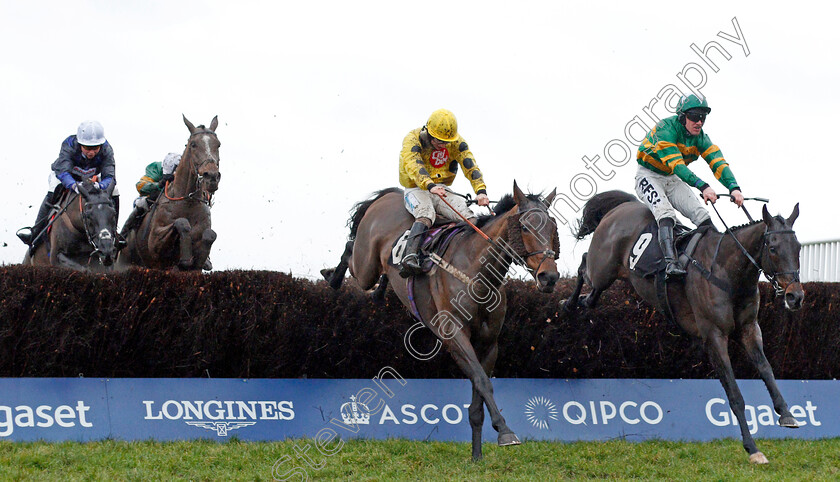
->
[[118, 115, 220, 271]]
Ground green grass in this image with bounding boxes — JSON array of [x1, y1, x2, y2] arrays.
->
[[2, 438, 839, 481]]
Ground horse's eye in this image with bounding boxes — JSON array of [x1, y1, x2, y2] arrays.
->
[[769, 247, 777, 254], [522, 225, 530, 233], [191, 142, 196, 148]]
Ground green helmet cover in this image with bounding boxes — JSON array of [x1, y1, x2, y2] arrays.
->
[[677, 94, 711, 115]]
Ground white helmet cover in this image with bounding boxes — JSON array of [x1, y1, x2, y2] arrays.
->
[[162, 152, 182, 175], [77, 120, 106, 146]]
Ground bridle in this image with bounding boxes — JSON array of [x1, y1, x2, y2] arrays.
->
[[711, 201, 799, 296], [506, 207, 559, 280], [78, 194, 116, 262], [164, 130, 219, 205], [436, 193, 558, 283]]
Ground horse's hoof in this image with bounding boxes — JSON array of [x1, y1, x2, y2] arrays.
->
[[498, 432, 521, 446], [749, 451, 769, 464], [320, 268, 334, 281], [778, 415, 800, 428]]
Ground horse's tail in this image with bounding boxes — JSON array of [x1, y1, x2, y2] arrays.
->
[[573, 190, 639, 239], [347, 187, 403, 241]]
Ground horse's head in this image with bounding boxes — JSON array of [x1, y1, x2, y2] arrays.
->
[[510, 181, 560, 292], [77, 180, 118, 266], [183, 115, 221, 196], [761, 203, 803, 311]]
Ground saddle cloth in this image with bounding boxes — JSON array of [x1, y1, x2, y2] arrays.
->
[[629, 222, 701, 278], [388, 223, 467, 274]]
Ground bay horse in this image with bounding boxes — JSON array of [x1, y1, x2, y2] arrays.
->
[[563, 190, 803, 464], [118, 115, 220, 271], [23, 179, 118, 271], [323, 181, 561, 460]]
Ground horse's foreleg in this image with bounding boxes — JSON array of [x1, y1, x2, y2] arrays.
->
[[172, 218, 193, 270], [194, 228, 216, 270], [469, 387, 484, 460], [321, 240, 354, 290], [562, 253, 588, 312], [705, 329, 768, 464], [739, 321, 798, 428], [371, 274, 388, 303], [444, 332, 518, 460], [55, 252, 89, 271]]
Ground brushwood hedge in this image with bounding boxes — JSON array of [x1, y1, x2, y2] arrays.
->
[[0, 265, 837, 379]]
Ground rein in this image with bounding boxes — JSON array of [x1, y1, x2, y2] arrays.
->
[[710, 199, 799, 296], [434, 192, 556, 281]]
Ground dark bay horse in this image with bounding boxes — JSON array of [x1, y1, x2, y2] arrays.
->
[[323, 181, 561, 459], [23, 179, 118, 271], [563, 190, 803, 464], [118, 115, 220, 271]]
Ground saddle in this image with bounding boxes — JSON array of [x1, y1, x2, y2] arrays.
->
[[628, 221, 708, 278], [389, 222, 467, 274]]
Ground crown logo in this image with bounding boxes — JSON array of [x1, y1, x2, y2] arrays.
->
[[340, 396, 371, 425]]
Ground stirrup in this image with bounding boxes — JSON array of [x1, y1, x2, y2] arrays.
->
[[665, 261, 686, 277], [399, 254, 421, 278]]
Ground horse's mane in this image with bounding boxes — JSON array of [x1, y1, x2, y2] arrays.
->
[[347, 187, 403, 240], [474, 193, 544, 229], [728, 219, 764, 232], [728, 214, 787, 233]]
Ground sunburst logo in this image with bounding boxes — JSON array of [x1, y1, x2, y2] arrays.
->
[[524, 396, 559, 430]]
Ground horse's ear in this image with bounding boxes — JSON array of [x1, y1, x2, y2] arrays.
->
[[183, 115, 197, 134], [787, 203, 800, 226], [77, 182, 91, 200], [543, 188, 557, 207], [209, 116, 218, 132], [513, 180, 526, 205], [762, 204, 773, 225]]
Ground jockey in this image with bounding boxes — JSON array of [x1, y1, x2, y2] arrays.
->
[[119, 152, 212, 271], [119, 152, 180, 238], [635, 94, 744, 277], [17, 120, 121, 249], [398, 108, 490, 277]]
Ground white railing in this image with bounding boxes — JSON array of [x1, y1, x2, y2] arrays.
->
[[800, 240, 840, 282]]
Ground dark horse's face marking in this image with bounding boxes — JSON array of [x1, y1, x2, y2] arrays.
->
[[183, 115, 221, 195], [761, 203, 803, 310], [512, 182, 560, 292], [78, 180, 118, 266]]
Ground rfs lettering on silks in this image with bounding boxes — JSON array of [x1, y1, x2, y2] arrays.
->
[[637, 177, 661, 206]]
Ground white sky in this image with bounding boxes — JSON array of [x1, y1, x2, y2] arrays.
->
[[1, 0, 836, 279]]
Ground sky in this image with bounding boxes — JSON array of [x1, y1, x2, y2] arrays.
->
[[1, 0, 836, 280]]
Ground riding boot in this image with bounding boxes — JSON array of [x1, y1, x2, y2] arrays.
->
[[119, 206, 145, 239], [399, 221, 428, 278], [18, 193, 53, 247], [658, 222, 686, 277]]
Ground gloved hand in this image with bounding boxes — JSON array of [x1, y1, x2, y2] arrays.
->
[[71, 183, 80, 194], [92, 181, 101, 190], [160, 173, 175, 184]]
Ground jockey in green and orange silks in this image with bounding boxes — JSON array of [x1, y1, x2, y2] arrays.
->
[[634, 94, 744, 277]]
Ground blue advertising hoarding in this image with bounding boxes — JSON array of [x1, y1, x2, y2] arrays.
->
[[1, 375, 836, 443]]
